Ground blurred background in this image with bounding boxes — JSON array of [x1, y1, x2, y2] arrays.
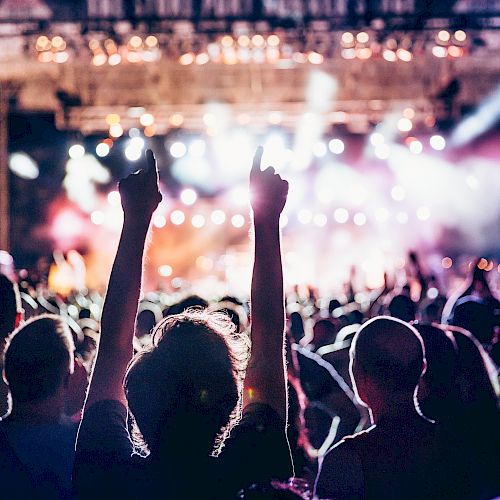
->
[[0, 0, 499, 296]]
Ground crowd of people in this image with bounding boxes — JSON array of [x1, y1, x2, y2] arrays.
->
[[0, 148, 499, 499]]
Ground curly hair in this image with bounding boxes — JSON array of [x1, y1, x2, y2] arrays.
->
[[124, 308, 250, 457]]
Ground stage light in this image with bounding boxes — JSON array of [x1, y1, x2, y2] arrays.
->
[[313, 213, 327, 227], [416, 206, 431, 221], [211, 210, 226, 225], [313, 142, 327, 157], [374, 143, 390, 160], [251, 35, 265, 47], [403, 108, 415, 119], [107, 191, 121, 206], [353, 212, 366, 226], [125, 145, 141, 161], [109, 123, 123, 138], [396, 48, 412, 62], [308, 52, 324, 64], [396, 211, 408, 224], [139, 113, 155, 127], [179, 52, 195, 65], [68, 144, 85, 159], [127, 52, 141, 63], [145, 35, 158, 48], [36, 35, 51, 51], [231, 214, 245, 228], [382, 49, 397, 62], [397, 117, 413, 132], [374, 207, 389, 223], [144, 125, 156, 137], [108, 53, 121, 66], [203, 113, 217, 127], [369, 132, 385, 147], [51, 36, 65, 50], [9, 153, 39, 180], [298, 209, 313, 224], [341, 48, 356, 59], [238, 35, 250, 47], [409, 139, 423, 154], [437, 30, 450, 43], [356, 48, 372, 60], [129, 36, 142, 49], [432, 46, 447, 58], [54, 52, 69, 63], [191, 214, 206, 228], [334, 207, 349, 224], [391, 185, 406, 201], [90, 210, 105, 225], [92, 53, 107, 66], [95, 142, 110, 158], [441, 257, 452, 269], [448, 46, 463, 58], [430, 135, 446, 151], [180, 188, 197, 206], [221, 35, 234, 47], [267, 34, 280, 47], [454, 30, 467, 42], [158, 265, 173, 277], [341, 32, 354, 45], [356, 32, 369, 44], [153, 214, 167, 228], [170, 141, 187, 158], [328, 138, 344, 154], [106, 114, 120, 125], [195, 52, 210, 65], [170, 210, 185, 225], [169, 113, 184, 127]]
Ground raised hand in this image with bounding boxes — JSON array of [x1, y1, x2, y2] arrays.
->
[[118, 149, 162, 221], [250, 146, 289, 222]]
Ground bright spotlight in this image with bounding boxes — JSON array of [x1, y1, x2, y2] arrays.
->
[[334, 207, 349, 223], [298, 209, 313, 224], [429, 135, 446, 151], [180, 188, 197, 206], [139, 113, 155, 127], [189, 139, 206, 157], [107, 190, 121, 206], [158, 265, 173, 277], [8, 152, 39, 179], [328, 138, 345, 154], [211, 209, 226, 225], [313, 213, 327, 227], [391, 185, 406, 201], [353, 212, 366, 226], [191, 214, 206, 228], [409, 140, 423, 154], [68, 144, 85, 159], [369, 132, 385, 147], [125, 146, 142, 161], [170, 210, 185, 225], [416, 206, 431, 221], [90, 210, 105, 225], [231, 214, 245, 228], [170, 141, 187, 158], [109, 123, 124, 138], [96, 142, 110, 157], [397, 118, 413, 132]]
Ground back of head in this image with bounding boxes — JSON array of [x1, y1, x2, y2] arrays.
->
[[413, 323, 459, 421], [124, 309, 249, 457], [4, 314, 74, 403], [0, 274, 21, 339], [388, 294, 416, 323], [448, 296, 495, 345], [351, 316, 425, 396]]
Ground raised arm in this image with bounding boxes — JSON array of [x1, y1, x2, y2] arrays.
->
[[84, 150, 161, 408], [244, 147, 289, 421]]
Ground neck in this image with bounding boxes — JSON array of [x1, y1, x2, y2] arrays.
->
[[8, 395, 64, 424], [369, 391, 421, 424]]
